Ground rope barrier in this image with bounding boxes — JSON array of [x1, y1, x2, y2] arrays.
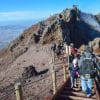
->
[[0, 85, 14, 92], [20, 52, 67, 98], [21, 65, 66, 99], [35, 83, 53, 96], [0, 88, 15, 100], [22, 73, 50, 87], [22, 60, 65, 87], [0, 47, 67, 100], [22, 68, 62, 87], [23, 82, 53, 100]]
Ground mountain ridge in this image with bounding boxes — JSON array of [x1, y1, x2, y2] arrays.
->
[[0, 7, 99, 89], [0, 7, 100, 65]]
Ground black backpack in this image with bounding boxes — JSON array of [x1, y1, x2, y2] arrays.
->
[[80, 57, 95, 78]]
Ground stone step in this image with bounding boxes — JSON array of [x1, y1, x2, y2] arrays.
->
[[61, 91, 96, 99], [64, 87, 81, 91], [59, 94, 96, 100]]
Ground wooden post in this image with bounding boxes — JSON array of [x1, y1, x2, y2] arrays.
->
[[66, 45, 70, 69], [51, 50, 56, 95], [51, 50, 55, 64], [63, 65, 66, 82], [15, 82, 23, 100], [52, 70, 56, 94], [68, 45, 70, 69]]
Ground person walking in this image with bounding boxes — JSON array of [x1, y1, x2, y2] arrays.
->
[[79, 46, 96, 97], [70, 58, 80, 88]]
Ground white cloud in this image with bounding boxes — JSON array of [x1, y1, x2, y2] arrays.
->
[[0, 10, 56, 21]]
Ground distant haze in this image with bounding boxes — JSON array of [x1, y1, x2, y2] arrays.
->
[[0, 19, 42, 48]]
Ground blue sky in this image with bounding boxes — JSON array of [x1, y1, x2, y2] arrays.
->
[[0, 0, 100, 22]]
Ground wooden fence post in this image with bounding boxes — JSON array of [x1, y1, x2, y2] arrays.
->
[[63, 65, 66, 82], [66, 44, 70, 69], [67, 45, 70, 69], [51, 51, 56, 95], [15, 82, 23, 100], [52, 70, 56, 94]]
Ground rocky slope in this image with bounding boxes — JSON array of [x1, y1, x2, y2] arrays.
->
[[0, 7, 100, 99]]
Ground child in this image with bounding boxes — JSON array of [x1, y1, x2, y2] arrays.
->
[[69, 58, 80, 88]]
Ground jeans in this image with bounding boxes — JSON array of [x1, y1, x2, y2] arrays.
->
[[71, 76, 77, 88], [81, 76, 93, 96]]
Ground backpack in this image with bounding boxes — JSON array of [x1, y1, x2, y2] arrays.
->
[[80, 57, 95, 78]]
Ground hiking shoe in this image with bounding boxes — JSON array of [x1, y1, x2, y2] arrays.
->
[[74, 84, 76, 87], [71, 86, 73, 89], [74, 84, 78, 88], [86, 94, 91, 98]]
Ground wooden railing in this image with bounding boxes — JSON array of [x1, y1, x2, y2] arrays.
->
[[0, 46, 99, 100], [0, 50, 68, 100]]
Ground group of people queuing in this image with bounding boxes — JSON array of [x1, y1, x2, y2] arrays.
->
[[67, 43, 97, 98], [51, 41, 98, 98]]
